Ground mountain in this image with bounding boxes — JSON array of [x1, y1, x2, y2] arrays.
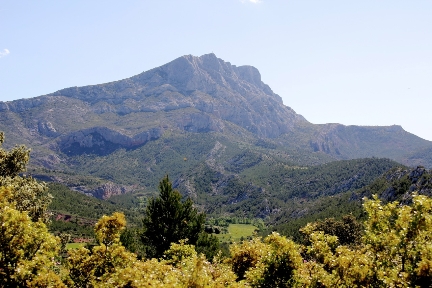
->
[[0, 53, 431, 202], [404, 146, 432, 169]]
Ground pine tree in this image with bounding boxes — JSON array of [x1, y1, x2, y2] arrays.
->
[[141, 175, 205, 258]]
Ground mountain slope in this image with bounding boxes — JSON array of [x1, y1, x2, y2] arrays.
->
[[307, 123, 430, 160], [353, 165, 432, 204], [0, 53, 431, 199], [46, 53, 306, 139], [176, 156, 402, 217]]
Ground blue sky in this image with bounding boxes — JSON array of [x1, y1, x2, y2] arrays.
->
[[1, 0, 431, 140]]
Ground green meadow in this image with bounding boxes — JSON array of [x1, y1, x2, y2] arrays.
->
[[216, 224, 258, 243]]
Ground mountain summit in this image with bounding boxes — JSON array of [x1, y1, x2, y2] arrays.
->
[[48, 53, 307, 138]]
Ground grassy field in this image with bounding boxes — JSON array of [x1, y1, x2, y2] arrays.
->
[[216, 224, 258, 243], [66, 224, 257, 250], [66, 243, 87, 249]]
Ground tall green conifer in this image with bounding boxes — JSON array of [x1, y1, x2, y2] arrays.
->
[[141, 175, 206, 258]]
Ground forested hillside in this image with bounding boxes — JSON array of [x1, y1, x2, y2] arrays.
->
[[178, 157, 402, 221], [48, 183, 142, 239], [45, 157, 402, 240], [2, 132, 432, 286], [354, 165, 432, 203]]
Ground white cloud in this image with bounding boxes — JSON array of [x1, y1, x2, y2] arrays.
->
[[0, 49, 10, 58]]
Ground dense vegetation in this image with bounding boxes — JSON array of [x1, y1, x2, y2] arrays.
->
[[45, 157, 400, 242], [3, 181, 432, 286], [354, 165, 432, 203], [178, 155, 401, 216], [48, 183, 142, 239], [2, 132, 432, 286]]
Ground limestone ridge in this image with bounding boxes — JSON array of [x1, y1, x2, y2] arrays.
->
[[51, 53, 279, 103], [139, 53, 278, 99], [307, 123, 430, 161], [48, 53, 307, 138]]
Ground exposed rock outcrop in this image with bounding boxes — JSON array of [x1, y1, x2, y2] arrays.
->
[[59, 127, 162, 156], [92, 182, 131, 199], [38, 121, 58, 137]]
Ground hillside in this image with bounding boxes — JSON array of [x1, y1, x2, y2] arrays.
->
[[269, 162, 431, 242], [45, 157, 402, 240], [353, 165, 432, 204], [48, 182, 142, 239]]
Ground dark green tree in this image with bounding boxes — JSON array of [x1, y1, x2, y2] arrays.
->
[[141, 175, 206, 258], [120, 227, 146, 259], [195, 231, 220, 261]]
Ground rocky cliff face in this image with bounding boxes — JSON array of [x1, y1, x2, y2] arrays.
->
[[380, 166, 432, 203], [49, 53, 307, 138], [59, 127, 162, 156], [92, 182, 133, 199]]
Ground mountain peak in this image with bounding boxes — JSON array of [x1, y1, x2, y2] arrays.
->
[[49, 53, 279, 106], [133, 53, 276, 99], [44, 53, 305, 138]]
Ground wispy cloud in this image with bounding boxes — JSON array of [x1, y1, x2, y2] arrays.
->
[[0, 49, 10, 58]]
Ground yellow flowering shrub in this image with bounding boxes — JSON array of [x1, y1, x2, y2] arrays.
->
[[0, 186, 64, 287]]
